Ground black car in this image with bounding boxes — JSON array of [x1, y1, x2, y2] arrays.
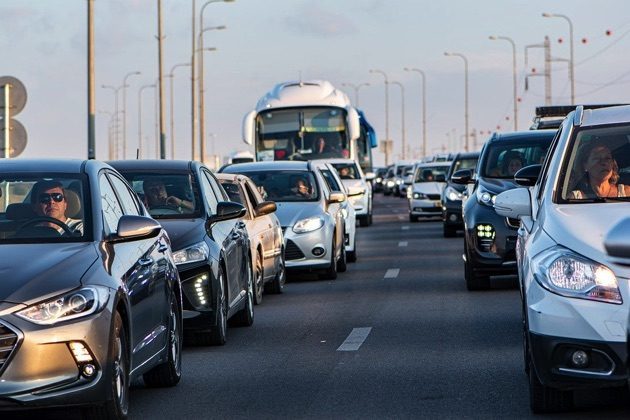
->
[[452, 130, 555, 290], [0, 159, 182, 417], [441, 151, 480, 237], [110, 160, 254, 346], [372, 167, 388, 193]]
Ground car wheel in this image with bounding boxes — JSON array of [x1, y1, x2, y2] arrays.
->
[[528, 353, 573, 413], [209, 267, 228, 345], [266, 251, 285, 294], [84, 311, 129, 419], [234, 259, 255, 327], [359, 215, 369, 227], [143, 289, 182, 387], [409, 214, 417, 223], [320, 239, 338, 280], [464, 242, 490, 291], [253, 251, 264, 305], [337, 239, 347, 272], [347, 236, 357, 263]]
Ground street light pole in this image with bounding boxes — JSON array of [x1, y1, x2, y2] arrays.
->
[[87, 0, 95, 159], [168, 62, 191, 159], [122, 71, 141, 159], [489, 36, 517, 131], [157, 0, 167, 159], [102, 84, 124, 159], [369, 69, 389, 146], [341, 82, 370, 107], [444, 52, 469, 152], [390, 81, 406, 160], [542, 12, 575, 104], [138, 84, 156, 158], [404, 67, 427, 158]]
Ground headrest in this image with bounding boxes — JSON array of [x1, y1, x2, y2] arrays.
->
[[64, 189, 82, 219], [6, 203, 36, 220]]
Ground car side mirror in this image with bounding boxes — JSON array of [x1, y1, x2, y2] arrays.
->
[[604, 218, 630, 266], [207, 201, 246, 227], [328, 192, 346, 204], [514, 164, 542, 187], [493, 187, 532, 219], [110, 215, 162, 242], [451, 169, 473, 185], [255, 200, 276, 217]]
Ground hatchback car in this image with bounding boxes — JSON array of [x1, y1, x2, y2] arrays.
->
[[216, 173, 286, 304], [324, 158, 373, 226], [221, 161, 347, 279], [407, 162, 450, 222], [441, 151, 480, 237], [109, 160, 254, 346], [494, 105, 630, 413], [452, 130, 555, 290], [0, 159, 182, 417]]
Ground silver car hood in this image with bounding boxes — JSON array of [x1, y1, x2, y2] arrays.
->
[[274, 201, 324, 227], [412, 182, 446, 194]]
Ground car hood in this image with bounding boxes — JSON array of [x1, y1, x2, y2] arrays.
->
[[159, 218, 204, 252], [479, 177, 518, 194], [412, 182, 446, 194], [274, 202, 324, 227], [0, 243, 99, 305], [545, 203, 630, 271], [342, 179, 367, 192]]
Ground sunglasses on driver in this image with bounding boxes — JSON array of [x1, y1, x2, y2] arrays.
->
[[39, 192, 65, 204]]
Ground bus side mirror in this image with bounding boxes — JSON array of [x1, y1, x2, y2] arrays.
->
[[347, 108, 360, 142], [242, 110, 256, 145]]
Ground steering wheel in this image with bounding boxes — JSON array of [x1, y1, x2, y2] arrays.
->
[[16, 216, 73, 237]]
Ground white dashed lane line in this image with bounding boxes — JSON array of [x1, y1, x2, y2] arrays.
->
[[384, 268, 400, 279], [401, 225, 410, 230], [398, 241, 408, 247], [337, 327, 372, 351]]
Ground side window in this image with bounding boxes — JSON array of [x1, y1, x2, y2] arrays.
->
[[244, 180, 262, 206], [99, 174, 124, 234], [207, 172, 227, 201], [199, 172, 219, 215], [537, 127, 563, 202], [108, 173, 141, 216], [320, 169, 341, 191]]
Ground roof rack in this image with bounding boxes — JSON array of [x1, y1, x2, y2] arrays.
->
[[531, 104, 629, 130]]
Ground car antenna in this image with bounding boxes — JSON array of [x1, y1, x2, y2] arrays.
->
[[136, 148, 140, 159]]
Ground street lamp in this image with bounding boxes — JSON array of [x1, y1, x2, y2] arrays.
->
[[198, 25, 225, 164], [122, 71, 141, 159], [489, 36, 517, 130], [390, 81, 406, 160], [341, 82, 370, 107], [138, 84, 156, 158], [404, 67, 427, 158], [444, 52, 470, 152], [369, 69, 389, 146], [167, 62, 191, 159], [542, 12, 575, 104], [101, 84, 124, 159]]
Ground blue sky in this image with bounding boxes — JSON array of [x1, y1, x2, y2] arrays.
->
[[2, 0, 629, 167]]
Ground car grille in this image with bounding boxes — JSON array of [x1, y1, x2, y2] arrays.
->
[[426, 194, 441, 200], [285, 239, 305, 260], [0, 322, 19, 376]]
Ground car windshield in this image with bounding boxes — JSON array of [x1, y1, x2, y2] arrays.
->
[[414, 166, 448, 182], [118, 172, 202, 218], [450, 157, 478, 178], [0, 174, 90, 243], [481, 141, 549, 179], [235, 170, 319, 202], [558, 124, 630, 203], [331, 163, 359, 180]]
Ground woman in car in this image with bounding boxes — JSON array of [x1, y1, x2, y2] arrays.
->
[[569, 142, 629, 199]]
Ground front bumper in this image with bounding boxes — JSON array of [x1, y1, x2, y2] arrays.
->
[[409, 197, 442, 217], [283, 225, 333, 271], [177, 262, 218, 331], [442, 199, 463, 227]]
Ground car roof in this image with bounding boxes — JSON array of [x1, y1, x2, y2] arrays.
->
[[107, 159, 196, 172], [414, 162, 452, 169], [487, 129, 556, 144], [220, 160, 310, 172], [0, 158, 91, 173], [579, 104, 630, 127], [452, 151, 480, 159], [309, 158, 357, 165], [215, 172, 248, 182]]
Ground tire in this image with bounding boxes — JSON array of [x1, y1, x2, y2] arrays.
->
[[347, 236, 357, 263], [368, 211, 373, 226], [443, 223, 457, 238], [209, 267, 228, 345], [464, 243, 490, 291], [84, 311, 129, 419], [266, 252, 285, 294], [253, 251, 264, 305], [234, 259, 255, 327], [409, 214, 417, 223], [143, 290, 182, 387], [528, 354, 573, 413], [336, 239, 347, 272], [320, 240, 338, 280], [359, 215, 369, 227]]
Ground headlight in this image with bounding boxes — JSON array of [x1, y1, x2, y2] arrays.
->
[[16, 286, 110, 325], [412, 192, 427, 200], [395, 179, 402, 185], [533, 246, 621, 304], [386, 180, 395, 187], [293, 216, 324, 233], [376, 177, 382, 183], [476, 188, 496, 206], [445, 186, 463, 202], [173, 241, 209, 265]]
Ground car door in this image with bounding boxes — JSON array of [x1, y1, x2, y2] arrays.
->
[[99, 172, 165, 365], [318, 169, 344, 255], [243, 179, 277, 279]]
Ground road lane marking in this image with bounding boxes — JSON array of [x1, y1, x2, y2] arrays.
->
[[337, 327, 372, 351], [401, 225, 410, 230], [397, 215, 406, 220], [384, 268, 400, 278], [398, 241, 408, 247]]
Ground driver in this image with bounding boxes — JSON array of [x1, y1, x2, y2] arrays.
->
[[143, 179, 193, 212], [31, 180, 83, 235]]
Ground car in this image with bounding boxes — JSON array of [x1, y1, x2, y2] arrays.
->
[[317, 158, 373, 226], [398, 165, 416, 200], [220, 161, 347, 279], [452, 130, 555, 290], [216, 173, 286, 304], [0, 159, 183, 417], [407, 162, 450, 222], [382, 166, 396, 196], [441, 151, 480, 237], [392, 161, 415, 197], [310, 160, 358, 262], [494, 105, 630, 413], [109, 160, 254, 346], [372, 167, 388, 193]]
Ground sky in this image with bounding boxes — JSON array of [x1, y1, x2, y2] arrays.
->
[[2, 0, 630, 168]]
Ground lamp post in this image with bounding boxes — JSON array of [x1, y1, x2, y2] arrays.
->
[[167, 62, 191, 159], [101, 84, 124, 159], [198, 25, 225, 164], [390, 81, 406, 160], [542, 12, 575, 104], [121, 71, 141, 159], [403, 67, 427, 158], [489, 36, 517, 131], [138, 84, 156, 158], [341, 82, 370, 107], [444, 52, 469, 152], [369, 69, 389, 146]]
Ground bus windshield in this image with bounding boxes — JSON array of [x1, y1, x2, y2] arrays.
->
[[255, 107, 349, 161]]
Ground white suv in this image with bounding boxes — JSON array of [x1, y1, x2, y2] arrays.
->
[[494, 105, 630, 413]]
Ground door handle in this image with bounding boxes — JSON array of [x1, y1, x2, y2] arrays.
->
[[158, 242, 169, 253], [138, 257, 154, 267], [237, 221, 246, 229]]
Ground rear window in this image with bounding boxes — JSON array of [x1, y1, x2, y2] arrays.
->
[[232, 170, 320, 202], [481, 138, 552, 179]]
